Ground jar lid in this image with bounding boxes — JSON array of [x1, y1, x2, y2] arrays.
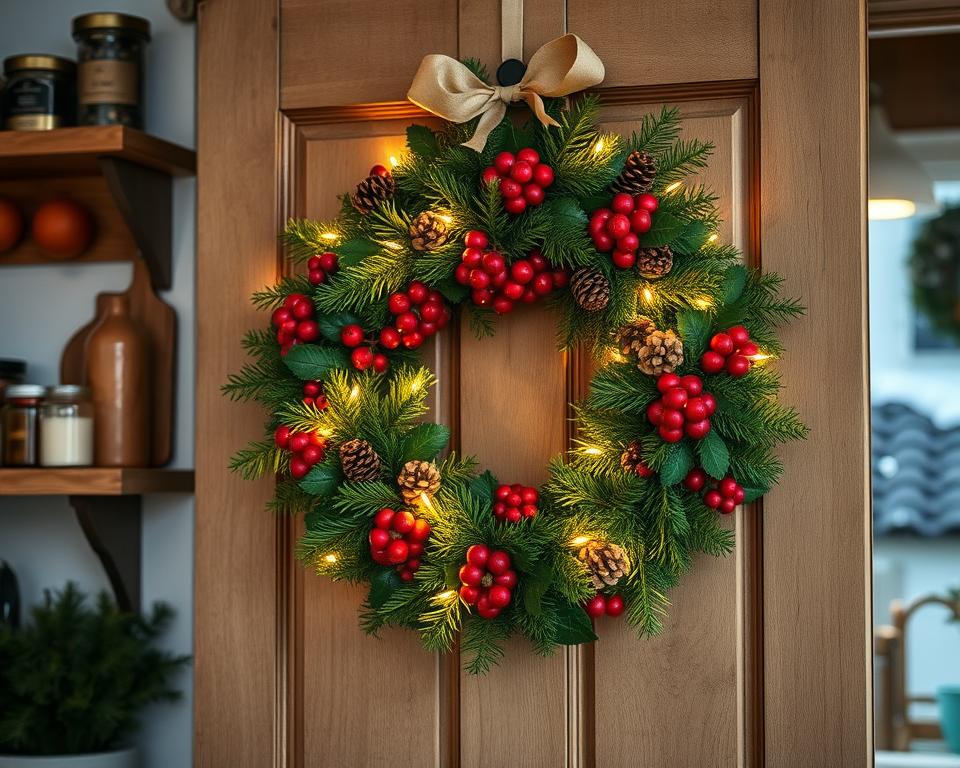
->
[[72, 12, 151, 39], [48, 384, 90, 400], [3, 54, 76, 74], [0, 360, 26, 378], [4, 384, 46, 399]]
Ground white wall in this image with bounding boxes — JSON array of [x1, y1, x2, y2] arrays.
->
[[0, 4, 195, 767]]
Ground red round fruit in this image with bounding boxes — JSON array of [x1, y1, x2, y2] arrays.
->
[[418, 303, 440, 324], [308, 255, 322, 271], [661, 408, 685, 430], [274, 425, 291, 448], [704, 490, 722, 509], [471, 288, 493, 306], [505, 507, 521, 523], [387, 292, 411, 314], [684, 397, 709, 422], [523, 183, 545, 205], [392, 510, 415, 534], [701, 393, 717, 416], [351, 346, 374, 370], [490, 270, 508, 288], [482, 251, 505, 274], [605, 594, 625, 617], [340, 324, 364, 347], [521, 487, 538, 504], [308, 269, 325, 285], [271, 307, 292, 328], [504, 196, 527, 215], [733, 487, 746, 504], [31, 198, 93, 257], [407, 542, 423, 557], [503, 281, 524, 300], [492, 296, 514, 314], [658, 373, 682, 393], [495, 485, 512, 501], [0, 198, 24, 252], [589, 215, 609, 236], [510, 260, 534, 284], [585, 594, 607, 618], [700, 351, 726, 374], [635, 193, 659, 212], [303, 380, 321, 397], [593, 233, 613, 252], [459, 563, 484, 586], [410, 518, 431, 542], [658, 425, 684, 443], [396, 312, 419, 333], [379, 327, 401, 349], [719, 477, 739, 498], [488, 585, 512, 608], [369, 164, 389, 177], [679, 375, 703, 395], [606, 213, 631, 239], [481, 166, 500, 185], [510, 161, 533, 183], [726, 354, 751, 377], [516, 147, 540, 165], [611, 250, 636, 269], [532, 273, 553, 296], [500, 178, 523, 199], [727, 325, 750, 346], [487, 550, 511, 576], [290, 458, 310, 479], [618, 232, 640, 252], [552, 270, 569, 288], [288, 433, 309, 453], [284, 294, 305, 309], [521, 503, 538, 518], [454, 263, 471, 285], [460, 585, 480, 604], [319, 252, 338, 272], [386, 539, 409, 564], [407, 282, 428, 304], [292, 298, 313, 320], [611, 192, 635, 214], [464, 230, 489, 249], [296, 321, 319, 342], [374, 508, 395, 529], [663, 387, 688, 410], [369, 528, 391, 550], [629, 209, 652, 233], [406, 559, 420, 572], [528, 252, 547, 272], [493, 151, 515, 175], [466, 544, 490, 567], [685, 419, 711, 440], [739, 341, 759, 358], [720, 498, 737, 515], [494, 570, 517, 589], [476, 596, 500, 620], [302, 444, 324, 465], [401, 331, 424, 349], [710, 333, 735, 356], [683, 468, 708, 492], [646, 400, 666, 425], [532, 163, 554, 187], [468, 268, 491, 290], [462, 247, 483, 267]]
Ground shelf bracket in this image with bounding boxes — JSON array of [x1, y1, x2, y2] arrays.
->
[[98, 156, 173, 291], [69, 495, 142, 614]]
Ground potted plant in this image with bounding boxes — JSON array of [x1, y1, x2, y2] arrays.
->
[[0, 583, 188, 767]]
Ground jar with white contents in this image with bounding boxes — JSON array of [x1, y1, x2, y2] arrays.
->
[[39, 385, 94, 467]]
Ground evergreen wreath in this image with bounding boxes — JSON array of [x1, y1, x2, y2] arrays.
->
[[910, 204, 960, 344], [226, 89, 807, 674]]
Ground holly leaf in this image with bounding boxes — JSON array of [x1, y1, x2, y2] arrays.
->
[[721, 264, 748, 305], [406, 124, 438, 159], [316, 312, 361, 344], [741, 484, 769, 504], [676, 309, 712, 362], [399, 423, 450, 464], [579, 193, 611, 214], [671, 220, 711, 254], [336, 239, 380, 268], [299, 459, 342, 497], [368, 568, 402, 609], [659, 442, 694, 486], [697, 430, 729, 479], [522, 561, 554, 617], [552, 601, 598, 645], [469, 470, 498, 506], [542, 196, 588, 228], [639, 211, 684, 248], [434, 276, 470, 304], [283, 344, 351, 381]]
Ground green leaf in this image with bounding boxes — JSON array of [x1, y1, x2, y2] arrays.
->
[[444, 561, 461, 589], [697, 430, 729, 479], [469, 470, 498, 505], [299, 460, 343, 497], [671, 220, 711, 254], [676, 309, 711, 362], [337, 239, 381, 267], [434, 276, 471, 304], [580, 193, 611, 214], [406, 125, 438, 158], [552, 601, 598, 645], [282, 344, 351, 380], [400, 423, 450, 464], [721, 264, 748, 305], [316, 312, 360, 344], [543, 196, 588, 228], [369, 568, 402, 609], [640, 211, 684, 248], [659, 442, 694, 486], [741, 484, 769, 503], [522, 561, 553, 617]]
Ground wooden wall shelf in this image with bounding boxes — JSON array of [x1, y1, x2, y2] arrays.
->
[[0, 467, 194, 496]]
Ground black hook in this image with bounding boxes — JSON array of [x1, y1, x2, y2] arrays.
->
[[496, 58, 527, 87]]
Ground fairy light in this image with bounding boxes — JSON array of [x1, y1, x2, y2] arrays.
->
[[410, 379, 421, 393], [389, 155, 399, 167], [323, 553, 337, 564], [692, 297, 713, 310], [593, 138, 605, 154], [349, 385, 360, 400], [749, 352, 772, 364], [419, 492, 435, 511], [383, 241, 402, 250], [438, 214, 453, 224], [708, 233, 719, 243], [570, 535, 591, 547], [583, 447, 602, 456], [435, 589, 457, 602], [321, 232, 338, 241], [664, 181, 683, 194], [641, 287, 654, 303]]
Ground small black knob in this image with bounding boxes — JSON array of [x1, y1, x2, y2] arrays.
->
[[496, 58, 527, 87]]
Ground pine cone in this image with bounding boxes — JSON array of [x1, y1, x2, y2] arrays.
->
[[351, 171, 396, 214], [615, 317, 657, 358], [397, 459, 441, 504], [610, 150, 656, 195], [578, 541, 631, 589], [638, 329, 684, 376], [408, 211, 450, 252], [571, 268, 611, 312], [620, 441, 646, 475], [338, 439, 382, 482], [637, 246, 673, 279]]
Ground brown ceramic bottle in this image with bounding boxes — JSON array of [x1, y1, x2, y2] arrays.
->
[[84, 292, 151, 466]]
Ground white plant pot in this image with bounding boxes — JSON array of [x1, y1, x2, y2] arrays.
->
[[0, 748, 137, 768]]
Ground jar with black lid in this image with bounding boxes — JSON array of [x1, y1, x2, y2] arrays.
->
[[1, 55, 76, 131], [1, 384, 46, 467], [73, 13, 150, 128]]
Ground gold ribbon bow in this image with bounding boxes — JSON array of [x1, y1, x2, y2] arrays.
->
[[407, 34, 605, 152]]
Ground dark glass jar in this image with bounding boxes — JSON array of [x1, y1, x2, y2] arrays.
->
[[1, 384, 46, 467], [72, 13, 150, 128], [1, 55, 76, 131]]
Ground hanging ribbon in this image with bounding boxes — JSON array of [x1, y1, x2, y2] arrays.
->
[[406, 34, 605, 152]]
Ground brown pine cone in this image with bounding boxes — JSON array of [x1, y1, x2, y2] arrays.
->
[[637, 246, 673, 279], [338, 438, 382, 482], [638, 329, 684, 376], [610, 150, 657, 195], [397, 459, 441, 504], [578, 541, 631, 589], [570, 268, 611, 312], [615, 317, 658, 358], [351, 171, 396, 214], [408, 211, 450, 251], [620, 441, 649, 476]]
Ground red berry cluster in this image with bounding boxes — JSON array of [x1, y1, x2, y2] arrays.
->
[[588, 193, 658, 268], [301, 380, 328, 409], [683, 469, 744, 514], [493, 483, 538, 523], [380, 281, 451, 351], [306, 251, 339, 286], [274, 425, 327, 479], [584, 593, 625, 619], [458, 545, 517, 620], [481, 148, 555, 215], [455, 231, 568, 314], [369, 507, 431, 581], [339, 323, 389, 373], [646, 372, 717, 443], [700, 325, 757, 378], [272, 294, 319, 355]]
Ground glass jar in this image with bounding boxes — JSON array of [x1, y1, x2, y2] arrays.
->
[[1, 385, 46, 467], [72, 13, 150, 128], [1, 54, 76, 131], [40, 385, 94, 467]]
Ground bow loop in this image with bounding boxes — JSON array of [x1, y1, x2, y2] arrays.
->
[[406, 34, 604, 152]]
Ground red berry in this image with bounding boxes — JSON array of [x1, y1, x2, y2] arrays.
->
[[462, 247, 483, 267], [618, 232, 640, 252], [340, 324, 364, 347], [469, 268, 491, 290], [379, 327, 401, 349], [684, 397, 709, 422], [454, 263, 471, 285], [476, 595, 500, 620], [611, 193, 635, 214], [284, 293, 306, 309], [494, 570, 517, 589], [392, 510, 415, 534], [683, 468, 708, 492], [302, 444, 324, 465], [303, 381, 321, 397], [661, 408, 685, 430], [369, 164, 389, 177], [492, 296, 514, 314], [388, 292, 411, 314], [290, 457, 310, 479], [369, 528, 390, 550], [532, 273, 553, 296], [351, 346, 374, 370], [635, 193, 658, 212], [274, 425, 291, 448], [503, 281, 524, 300], [510, 161, 533, 183], [521, 487, 538, 504], [726, 354, 751, 377], [490, 269, 508, 288], [701, 393, 717, 416], [460, 585, 480, 604], [374, 508, 395, 529], [481, 166, 500, 185], [487, 550, 511, 576], [506, 507, 522, 523], [611, 250, 636, 269], [271, 307, 292, 328], [302, 396, 315, 407], [593, 233, 613, 252], [471, 288, 493, 306], [401, 331, 424, 349], [719, 477, 739, 499], [728, 325, 750, 346], [521, 503, 538, 518], [646, 400, 666, 425], [307, 255, 322, 271], [292, 298, 314, 320], [528, 252, 548, 272], [684, 419, 711, 440], [663, 387, 688, 410], [733, 487, 746, 504], [704, 489, 723, 509], [629, 209, 652, 233], [482, 251, 505, 274], [407, 282, 428, 304], [372, 353, 389, 373], [504, 196, 527, 215], [459, 563, 484, 586], [585, 594, 607, 618], [516, 147, 540, 165], [500, 178, 523, 199], [679, 375, 703, 395], [739, 341, 759, 358], [523, 183, 545, 205], [710, 333, 735, 356], [495, 485, 512, 501], [552, 270, 569, 289], [607, 213, 631, 239], [319, 252, 338, 272], [510, 260, 534, 284], [410, 518, 431, 542], [701, 351, 726, 374], [493, 151, 515, 175], [289, 433, 309, 453], [635, 461, 654, 479], [532, 163, 554, 187], [396, 312, 419, 333], [488, 585, 512, 608], [589, 215, 609, 236], [605, 594, 625, 617], [466, 544, 490, 567], [308, 270, 325, 285], [658, 425, 684, 443], [407, 542, 423, 557], [464, 230, 489, 249], [720, 498, 737, 515], [657, 373, 682, 393], [296, 321, 319, 342], [386, 539, 409, 564]]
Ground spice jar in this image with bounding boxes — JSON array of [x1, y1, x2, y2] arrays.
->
[[40, 385, 94, 467], [1, 385, 45, 467], [0, 360, 26, 402], [73, 13, 150, 128], [1, 55, 76, 131]]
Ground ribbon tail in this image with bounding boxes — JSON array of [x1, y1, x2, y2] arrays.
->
[[523, 93, 562, 130], [462, 103, 507, 152]]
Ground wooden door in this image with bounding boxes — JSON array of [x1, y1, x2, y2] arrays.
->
[[196, 1, 870, 766]]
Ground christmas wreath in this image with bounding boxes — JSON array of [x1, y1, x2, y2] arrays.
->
[[910, 205, 960, 344], [226, 42, 806, 674]]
